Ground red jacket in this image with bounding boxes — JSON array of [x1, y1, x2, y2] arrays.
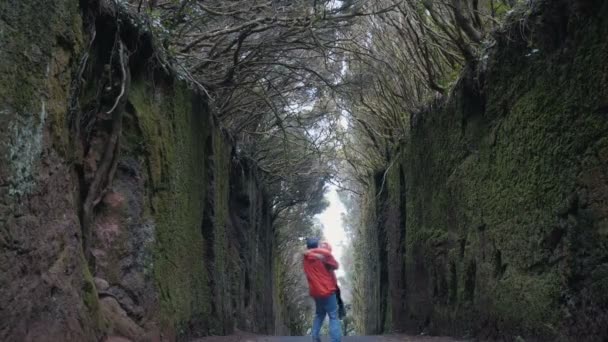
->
[[303, 248, 339, 298]]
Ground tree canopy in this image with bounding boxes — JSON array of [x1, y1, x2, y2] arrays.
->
[[111, 0, 522, 333]]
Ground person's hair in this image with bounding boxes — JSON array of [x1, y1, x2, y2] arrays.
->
[[306, 237, 319, 249]]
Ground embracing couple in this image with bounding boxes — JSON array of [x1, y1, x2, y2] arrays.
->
[[303, 237, 345, 342]]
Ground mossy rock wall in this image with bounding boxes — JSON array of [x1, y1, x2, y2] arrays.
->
[[0, 1, 276, 340], [0, 1, 99, 341], [84, 14, 277, 342], [118, 77, 275, 339], [353, 167, 407, 335], [360, 1, 608, 340]]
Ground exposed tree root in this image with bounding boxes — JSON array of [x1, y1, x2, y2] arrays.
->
[[82, 38, 131, 264]]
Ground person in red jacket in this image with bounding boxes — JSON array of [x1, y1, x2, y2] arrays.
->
[[303, 237, 341, 342]]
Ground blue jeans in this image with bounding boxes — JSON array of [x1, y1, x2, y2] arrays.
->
[[311, 293, 341, 342]]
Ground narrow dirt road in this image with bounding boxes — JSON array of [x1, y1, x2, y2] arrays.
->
[[192, 334, 465, 342]]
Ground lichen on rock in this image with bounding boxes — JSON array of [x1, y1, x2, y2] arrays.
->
[[5, 99, 47, 196]]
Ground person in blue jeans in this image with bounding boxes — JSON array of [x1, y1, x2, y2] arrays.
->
[[312, 292, 341, 342], [303, 238, 341, 342]]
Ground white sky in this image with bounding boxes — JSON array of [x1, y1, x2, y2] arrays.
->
[[315, 185, 347, 278], [319, 0, 348, 267]]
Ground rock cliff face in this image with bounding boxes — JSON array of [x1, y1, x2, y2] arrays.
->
[[1, 1, 275, 341], [356, 1, 608, 340]]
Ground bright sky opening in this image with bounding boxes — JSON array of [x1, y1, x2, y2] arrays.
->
[[315, 185, 347, 278]]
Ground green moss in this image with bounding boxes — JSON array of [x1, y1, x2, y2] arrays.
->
[[491, 272, 561, 335], [81, 252, 106, 330], [128, 80, 212, 332], [357, 3, 608, 339], [128, 72, 278, 336], [82, 271, 98, 313], [0, 0, 83, 194], [493, 2, 512, 17]]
